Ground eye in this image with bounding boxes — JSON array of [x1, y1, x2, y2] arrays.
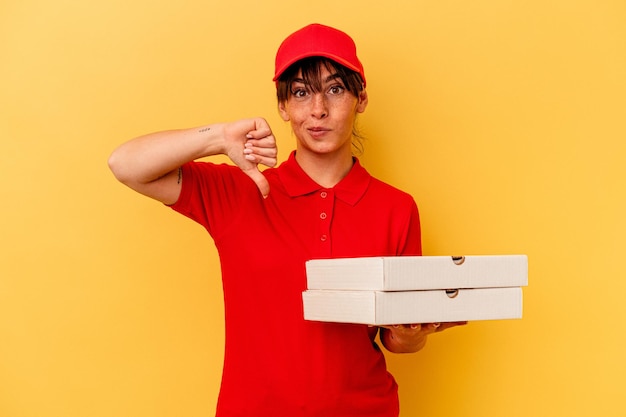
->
[[292, 88, 310, 99], [290, 83, 310, 99], [328, 85, 345, 95]]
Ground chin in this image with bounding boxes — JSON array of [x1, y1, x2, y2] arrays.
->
[[310, 144, 341, 155]]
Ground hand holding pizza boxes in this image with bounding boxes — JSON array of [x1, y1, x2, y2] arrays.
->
[[302, 255, 528, 325]]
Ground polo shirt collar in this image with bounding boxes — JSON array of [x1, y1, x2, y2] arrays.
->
[[277, 151, 371, 206]]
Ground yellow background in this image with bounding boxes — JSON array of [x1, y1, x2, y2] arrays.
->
[[1, 0, 625, 416]]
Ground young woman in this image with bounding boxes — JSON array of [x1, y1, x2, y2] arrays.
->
[[109, 23, 464, 417]]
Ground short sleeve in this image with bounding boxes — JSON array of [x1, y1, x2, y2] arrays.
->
[[170, 161, 261, 239]]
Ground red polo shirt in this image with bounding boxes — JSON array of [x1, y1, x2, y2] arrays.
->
[[171, 151, 421, 417]]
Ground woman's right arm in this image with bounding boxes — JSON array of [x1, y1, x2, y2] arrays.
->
[[107, 118, 278, 204]]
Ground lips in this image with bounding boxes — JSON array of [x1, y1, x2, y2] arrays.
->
[[307, 126, 331, 138]]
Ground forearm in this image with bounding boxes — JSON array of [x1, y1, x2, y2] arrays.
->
[[108, 124, 225, 186]]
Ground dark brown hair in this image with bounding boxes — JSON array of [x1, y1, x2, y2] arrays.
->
[[276, 57, 364, 103]]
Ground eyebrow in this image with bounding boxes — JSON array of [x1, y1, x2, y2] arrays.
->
[[292, 73, 343, 85]]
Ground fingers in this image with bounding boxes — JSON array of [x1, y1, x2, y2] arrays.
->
[[247, 117, 273, 140], [417, 323, 440, 334], [243, 135, 278, 168], [380, 324, 422, 331], [380, 324, 428, 336], [381, 321, 467, 334], [222, 118, 278, 198], [242, 133, 276, 198]]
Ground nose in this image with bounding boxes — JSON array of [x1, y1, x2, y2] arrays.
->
[[310, 93, 328, 119]]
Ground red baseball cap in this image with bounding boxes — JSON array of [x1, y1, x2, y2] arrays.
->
[[273, 23, 366, 86]]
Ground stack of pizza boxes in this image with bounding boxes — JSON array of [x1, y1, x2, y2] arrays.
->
[[302, 255, 528, 325]]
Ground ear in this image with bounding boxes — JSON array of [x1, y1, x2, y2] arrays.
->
[[356, 89, 368, 113], [278, 101, 290, 121]]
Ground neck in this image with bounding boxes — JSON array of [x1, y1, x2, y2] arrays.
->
[[295, 147, 354, 188]]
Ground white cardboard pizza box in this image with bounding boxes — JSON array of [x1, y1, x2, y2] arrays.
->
[[302, 287, 523, 325], [305, 255, 528, 291]]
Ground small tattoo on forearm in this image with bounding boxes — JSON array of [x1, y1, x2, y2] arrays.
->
[[198, 127, 211, 133], [177, 167, 182, 184]]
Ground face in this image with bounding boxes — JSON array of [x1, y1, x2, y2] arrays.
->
[[278, 64, 368, 157]]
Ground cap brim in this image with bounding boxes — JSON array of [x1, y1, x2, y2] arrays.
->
[[273, 52, 363, 82]]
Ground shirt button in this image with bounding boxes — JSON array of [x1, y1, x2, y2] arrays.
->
[[320, 234, 327, 242], [320, 212, 327, 220], [320, 191, 328, 198]]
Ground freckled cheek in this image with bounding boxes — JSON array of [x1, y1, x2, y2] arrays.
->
[[290, 120, 309, 137]]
